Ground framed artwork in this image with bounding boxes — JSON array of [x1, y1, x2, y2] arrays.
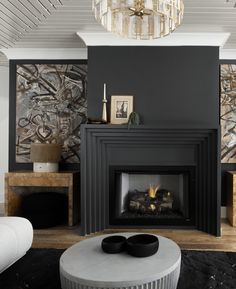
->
[[110, 95, 133, 124], [220, 63, 236, 163], [9, 60, 88, 171]]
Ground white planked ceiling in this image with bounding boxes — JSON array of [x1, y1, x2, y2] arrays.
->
[[0, 0, 235, 53]]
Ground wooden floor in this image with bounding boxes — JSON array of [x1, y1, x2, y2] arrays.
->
[[33, 219, 236, 252]]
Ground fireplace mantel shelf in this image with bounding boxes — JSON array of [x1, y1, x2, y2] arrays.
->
[[83, 124, 220, 130]]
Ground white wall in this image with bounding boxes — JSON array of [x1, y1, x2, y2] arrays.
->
[[0, 66, 9, 203]]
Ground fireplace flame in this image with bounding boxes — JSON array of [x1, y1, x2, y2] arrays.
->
[[149, 204, 156, 211], [148, 184, 159, 198]]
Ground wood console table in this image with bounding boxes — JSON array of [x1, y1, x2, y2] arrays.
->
[[227, 171, 236, 227], [5, 171, 79, 226]]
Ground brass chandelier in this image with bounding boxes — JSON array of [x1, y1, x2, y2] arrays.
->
[[226, 0, 236, 8], [92, 0, 184, 40]]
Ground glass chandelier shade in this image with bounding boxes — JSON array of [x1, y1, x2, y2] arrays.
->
[[92, 0, 184, 40]]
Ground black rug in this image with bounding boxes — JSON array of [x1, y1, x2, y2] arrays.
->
[[1, 249, 236, 289]]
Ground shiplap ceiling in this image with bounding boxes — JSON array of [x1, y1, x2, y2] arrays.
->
[[0, 0, 235, 51]]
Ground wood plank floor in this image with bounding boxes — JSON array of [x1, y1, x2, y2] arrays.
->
[[33, 219, 236, 251]]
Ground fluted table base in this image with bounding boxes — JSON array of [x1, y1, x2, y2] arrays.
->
[[61, 264, 180, 289]]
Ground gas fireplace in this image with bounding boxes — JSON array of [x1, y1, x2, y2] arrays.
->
[[109, 166, 195, 227], [81, 125, 220, 236]]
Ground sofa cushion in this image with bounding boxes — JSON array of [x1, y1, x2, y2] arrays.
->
[[0, 217, 33, 273]]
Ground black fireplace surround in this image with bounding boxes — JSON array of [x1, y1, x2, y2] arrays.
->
[[81, 125, 220, 236]]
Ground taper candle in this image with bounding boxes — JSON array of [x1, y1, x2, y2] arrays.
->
[[102, 83, 107, 122], [103, 83, 106, 100]]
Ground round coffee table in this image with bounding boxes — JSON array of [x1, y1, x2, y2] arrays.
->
[[60, 233, 181, 289]]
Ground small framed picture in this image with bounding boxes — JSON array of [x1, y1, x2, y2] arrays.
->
[[110, 95, 133, 124]]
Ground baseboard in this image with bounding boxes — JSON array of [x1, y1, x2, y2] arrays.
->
[[0, 203, 4, 216]]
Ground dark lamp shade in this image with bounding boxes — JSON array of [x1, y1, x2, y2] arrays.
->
[[30, 143, 62, 163]]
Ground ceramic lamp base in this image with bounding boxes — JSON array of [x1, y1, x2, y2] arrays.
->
[[33, 162, 58, 173]]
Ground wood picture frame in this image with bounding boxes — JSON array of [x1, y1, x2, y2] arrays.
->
[[9, 59, 88, 171], [110, 95, 133, 124]]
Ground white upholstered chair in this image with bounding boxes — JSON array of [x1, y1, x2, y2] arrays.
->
[[0, 217, 33, 273]]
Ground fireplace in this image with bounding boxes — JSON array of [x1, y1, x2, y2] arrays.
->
[[81, 125, 220, 236], [109, 166, 195, 227]]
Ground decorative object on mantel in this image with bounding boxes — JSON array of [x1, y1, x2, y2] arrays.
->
[[110, 95, 133, 124], [220, 64, 236, 163], [102, 83, 108, 123], [92, 0, 184, 40], [87, 118, 107, 124], [127, 111, 141, 129], [30, 142, 62, 172]]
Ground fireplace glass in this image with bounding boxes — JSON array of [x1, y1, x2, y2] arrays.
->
[[109, 166, 195, 227]]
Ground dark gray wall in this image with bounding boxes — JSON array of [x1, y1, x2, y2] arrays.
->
[[88, 46, 219, 127], [88, 46, 222, 203]]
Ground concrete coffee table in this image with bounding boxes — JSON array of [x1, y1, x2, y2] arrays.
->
[[60, 233, 181, 289]]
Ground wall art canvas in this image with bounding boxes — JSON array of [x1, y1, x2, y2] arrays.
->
[[12, 61, 87, 168], [221, 64, 236, 163]]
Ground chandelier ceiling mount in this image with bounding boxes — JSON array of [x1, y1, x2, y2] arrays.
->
[[129, 1, 151, 19]]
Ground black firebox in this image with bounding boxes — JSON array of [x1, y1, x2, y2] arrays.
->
[[109, 166, 196, 227]]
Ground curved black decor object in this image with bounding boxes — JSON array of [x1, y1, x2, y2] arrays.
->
[[101, 235, 127, 254], [126, 234, 159, 257]]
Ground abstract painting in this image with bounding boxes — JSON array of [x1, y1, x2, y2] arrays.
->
[[15, 63, 87, 164], [221, 64, 236, 163]]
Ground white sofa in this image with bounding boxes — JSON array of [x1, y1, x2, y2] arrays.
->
[[0, 217, 33, 273]]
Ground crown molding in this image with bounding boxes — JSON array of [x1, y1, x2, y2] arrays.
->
[[0, 48, 88, 60], [1, 45, 235, 61], [77, 32, 230, 48], [220, 49, 236, 60]]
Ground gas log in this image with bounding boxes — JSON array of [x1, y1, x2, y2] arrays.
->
[[128, 190, 173, 215]]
